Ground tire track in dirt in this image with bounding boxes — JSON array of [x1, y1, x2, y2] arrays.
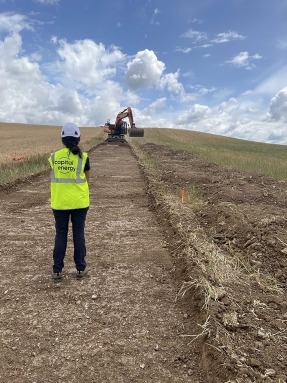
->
[[0, 142, 206, 383]]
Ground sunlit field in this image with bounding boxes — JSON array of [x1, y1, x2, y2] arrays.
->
[[130, 128, 287, 180], [0, 123, 103, 163], [0, 123, 104, 186]]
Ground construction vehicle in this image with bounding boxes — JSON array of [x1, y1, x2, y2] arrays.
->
[[103, 107, 144, 142]]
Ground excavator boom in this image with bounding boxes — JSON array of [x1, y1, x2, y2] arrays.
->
[[115, 107, 135, 129]]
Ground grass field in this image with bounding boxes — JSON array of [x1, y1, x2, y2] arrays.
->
[[0, 123, 104, 186], [0, 123, 103, 162], [130, 128, 287, 180], [1, 122, 287, 186]]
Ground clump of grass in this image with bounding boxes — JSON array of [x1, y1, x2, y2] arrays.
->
[[222, 242, 284, 294], [0, 153, 49, 186], [177, 278, 225, 310], [180, 315, 211, 344], [180, 185, 205, 210], [130, 141, 159, 173]]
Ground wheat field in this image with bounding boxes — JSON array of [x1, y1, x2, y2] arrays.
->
[[0, 122, 103, 164]]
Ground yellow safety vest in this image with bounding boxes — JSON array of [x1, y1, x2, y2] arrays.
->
[[48, 148, 89, 210]]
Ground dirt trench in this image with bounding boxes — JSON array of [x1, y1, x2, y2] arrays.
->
[[0, 142, 207, 383]]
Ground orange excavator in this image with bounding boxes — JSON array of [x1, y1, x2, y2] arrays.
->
[[103, 107, 144, 142]]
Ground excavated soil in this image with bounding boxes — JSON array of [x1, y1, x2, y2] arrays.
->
[[139, 143, 287, 383], [0, 141, 287, 383]]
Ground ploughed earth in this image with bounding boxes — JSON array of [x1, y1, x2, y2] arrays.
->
[[0, 141, 286, 383]]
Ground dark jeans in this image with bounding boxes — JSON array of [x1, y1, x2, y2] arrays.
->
[[52, 208, 89, 273]]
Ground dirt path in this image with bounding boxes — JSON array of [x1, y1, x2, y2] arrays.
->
[[0, 143, 205, 383]]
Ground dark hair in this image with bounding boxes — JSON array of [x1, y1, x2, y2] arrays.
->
[[62, 136, 82, 158]]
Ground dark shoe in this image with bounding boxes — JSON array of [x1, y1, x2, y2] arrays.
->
[[76, 269, 88, 279], [53, 272, 62, 281]]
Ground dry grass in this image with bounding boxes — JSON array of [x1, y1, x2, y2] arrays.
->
[[180, 315, 211, 344], [0, 123, 104, 186], [0, 122, 103, 163]]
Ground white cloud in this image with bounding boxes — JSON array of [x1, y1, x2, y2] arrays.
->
[[182, 29, 245, 48], [211, 31, 246, 44], [33, 0, 60, 4], [125, 49, 165, 90], [143, 98, 167, 115], [0, 12, 32, 33], [124, 49, 191, 103], [172, 98, 287, 144], [0, 12, 286, 144], [191, 18, 203, 24], [151, 8, 160, 25], [182, 29, 208, 42], [0, 31, 21, 58], [226, 51, 262, 70], [175, 46, 192, 53], [200, 43, 213, 49], [158, 71, 184, 94], [176, 104, 211, 124], [218, 97, 238, 113], [0, 14, 130, 125], [53, 38, 125, 94], [267, 87, 287, 122], [48, 90, 83, 114]]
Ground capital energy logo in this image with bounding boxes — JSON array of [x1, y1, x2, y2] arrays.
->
[[54, 157, 76, 174]]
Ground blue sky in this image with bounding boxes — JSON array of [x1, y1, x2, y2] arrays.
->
[[1, 0, 287, 143]]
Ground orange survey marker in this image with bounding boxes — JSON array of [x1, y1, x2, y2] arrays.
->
[[181, 187, 186, 203]]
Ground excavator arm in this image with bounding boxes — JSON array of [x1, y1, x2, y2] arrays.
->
[[115, 107, 135, 129]]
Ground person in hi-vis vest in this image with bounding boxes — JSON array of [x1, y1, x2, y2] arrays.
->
[[48, 123, 90, 281]]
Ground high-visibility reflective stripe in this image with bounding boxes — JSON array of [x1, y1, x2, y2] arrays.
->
[[50, 152, 86, 183], [50, 177, 86, 184]]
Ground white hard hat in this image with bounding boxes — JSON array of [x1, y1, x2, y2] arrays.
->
[[61, 123, 80, 138]]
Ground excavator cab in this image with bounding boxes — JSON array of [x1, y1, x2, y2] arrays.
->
[[117, 121, 128, 135]]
